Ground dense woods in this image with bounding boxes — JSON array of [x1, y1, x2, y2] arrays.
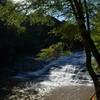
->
[[0, 0, 100, 99], [0, 1, 83, 74]]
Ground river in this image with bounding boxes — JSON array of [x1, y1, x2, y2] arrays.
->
[[9, 51, 93, 100]]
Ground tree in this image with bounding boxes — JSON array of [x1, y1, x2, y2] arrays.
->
[[27, 0, 100, 99], [1, 0, 100, 99], [68, 0, 100, 99], [0, 1, 27, 76], [49, 21, 83, 49], [92, 9, 100, 50]]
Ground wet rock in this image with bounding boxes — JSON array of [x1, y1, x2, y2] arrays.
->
[[74, 69, 79, 74], [71, 75, 76, 79]]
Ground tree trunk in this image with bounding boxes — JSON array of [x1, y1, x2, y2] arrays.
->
[[85, 45, 100, 100], [78, 17, 100, 100], [79, 19, 100, 99], [82, 32, 100, 69], [74, 0, 100, 68], [69, 0, 100, 68], [69, 0, 100, 99]]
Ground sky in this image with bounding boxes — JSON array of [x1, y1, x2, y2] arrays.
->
[[12, 0, 65, 21], [13, 0, 24, 3]]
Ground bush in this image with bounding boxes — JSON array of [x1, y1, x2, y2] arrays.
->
[[92, 58, 100, 74], [37, 42, 71, 61]]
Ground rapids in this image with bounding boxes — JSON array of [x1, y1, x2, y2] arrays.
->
[[12, 51, 93, 99]]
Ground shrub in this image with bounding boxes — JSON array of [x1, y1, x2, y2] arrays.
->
[[37, 42, 71, 61], [92, 58, 100, 74]]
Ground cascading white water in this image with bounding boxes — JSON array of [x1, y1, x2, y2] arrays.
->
[[12, 51, 93, 99]]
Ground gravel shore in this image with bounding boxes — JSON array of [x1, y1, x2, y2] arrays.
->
[[44, 85, 95, 100]]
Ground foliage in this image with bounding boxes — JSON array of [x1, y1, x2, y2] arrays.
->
[[37, 42, 71, 61], [49, 22, 81, 40], [29, 13, 56, 26], [0, 1, 26, 33], [92, 12, 100, 50], [49, 22, 82, 51], [0, 0, 99, 77], [0, 0, 62, 69], [92, 58, 100, 74]]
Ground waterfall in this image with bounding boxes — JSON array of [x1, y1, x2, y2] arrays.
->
[[11, 51, 93, 99]]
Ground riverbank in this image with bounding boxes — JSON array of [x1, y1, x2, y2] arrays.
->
[[44, 85, 95, 100]]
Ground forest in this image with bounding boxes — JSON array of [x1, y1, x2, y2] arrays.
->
[[0, 0, 100, 100]]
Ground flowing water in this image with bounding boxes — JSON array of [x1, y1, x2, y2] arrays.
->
[[10, 51, 93, 99]]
